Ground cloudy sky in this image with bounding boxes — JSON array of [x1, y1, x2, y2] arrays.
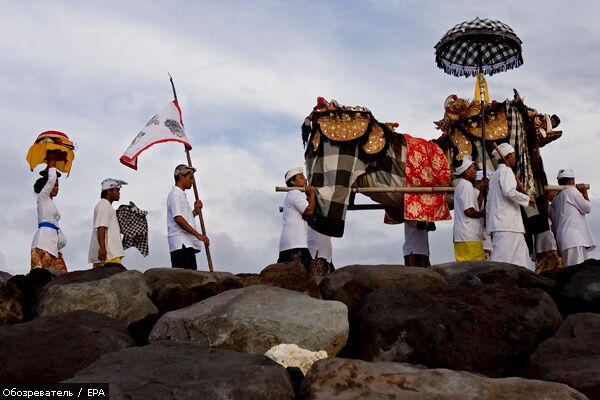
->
[[1, 0, 599, 275]]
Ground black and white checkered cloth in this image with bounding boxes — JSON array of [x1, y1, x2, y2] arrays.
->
[[116, 202, 149, 257], [435, 17, 523, 77]]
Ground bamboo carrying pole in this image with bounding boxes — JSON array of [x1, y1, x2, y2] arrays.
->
[[275, 184, 589, 194]]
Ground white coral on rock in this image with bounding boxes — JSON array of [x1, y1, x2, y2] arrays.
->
[[265, 343, 328, 374]]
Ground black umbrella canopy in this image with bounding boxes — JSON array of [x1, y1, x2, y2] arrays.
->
[[435, 17, 523, 77]]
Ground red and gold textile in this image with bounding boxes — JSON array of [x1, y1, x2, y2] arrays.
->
[[403, 134, 451, 222], [31, 248, 67, 275]]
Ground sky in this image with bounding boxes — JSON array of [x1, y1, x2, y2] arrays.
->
[[1, 0, 599, 276]]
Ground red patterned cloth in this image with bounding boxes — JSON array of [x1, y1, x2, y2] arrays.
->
[[403, 134, 451, 222]]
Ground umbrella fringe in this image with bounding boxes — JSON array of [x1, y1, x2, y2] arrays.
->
[[439, 57, 523, 78]]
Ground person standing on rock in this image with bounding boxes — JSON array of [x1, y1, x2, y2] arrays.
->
[[452, 156, 487, 261], [278, 167, 315, 271], [167, 164, 209, 270], [549, 168, 596, 266], [31, 151, 68, 275], [403, 221, 432, 267], [486, 143, 535, 269], [475, 170, 493, 259], [89, 178, 127, 268]]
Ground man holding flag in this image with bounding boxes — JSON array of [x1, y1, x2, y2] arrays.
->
[[167, 164, 209, 270]]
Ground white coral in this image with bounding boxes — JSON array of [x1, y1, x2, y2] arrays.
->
[[264, 343, 328, 374]]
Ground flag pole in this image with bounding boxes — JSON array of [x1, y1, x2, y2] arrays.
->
[[169, 74, 214, 272]]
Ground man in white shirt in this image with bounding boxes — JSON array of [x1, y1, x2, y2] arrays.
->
[[486, 143, 535, 269], [278, 167, 315, 271], [89, 178, 127, 268], [167, 164, 209, 270], [550, 168, 596, 266], [453, 156, 487, 261]]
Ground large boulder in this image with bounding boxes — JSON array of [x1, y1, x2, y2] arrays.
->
[[521, 313, 600, 400], [542, 260, 600, 315], [0, 282, 23, 325], [150, 285, 348, 356], [7, 268, 54, 319], [319, 265, 447, 313], [259, 262, 321, 299], [301, 358, 588, 400], [35, 270, 158, 325], [143, 268, 242, 314], [0, 271, 12, 283], [0, 311, 135, 383], [64, 341, 295, 400], [431, 261, 555, 290], [351, 285, 562, 377]]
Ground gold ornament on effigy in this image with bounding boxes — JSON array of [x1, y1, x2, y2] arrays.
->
[[363, 123, 386, 154], [318, 112, 370, 142], [450, 129, 472, 161], [311, 131, 321, 151], [465, 106, 509, 140]]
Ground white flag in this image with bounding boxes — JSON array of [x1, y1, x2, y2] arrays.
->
[[120, 100, 192, 170]]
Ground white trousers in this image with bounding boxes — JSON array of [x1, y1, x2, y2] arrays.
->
[[491, 231, 532, 270], [562, 246, 588, 267], [308, 227, 333, 261]]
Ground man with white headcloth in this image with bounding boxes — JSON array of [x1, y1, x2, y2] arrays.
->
[[549, 168, 596, 266], [452, 156, 487, 261], [278, 167, 316, 271], [486, 143, 535, 268]]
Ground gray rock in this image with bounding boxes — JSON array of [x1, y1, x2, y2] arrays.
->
[[35, 270, 158, 324], [64, 341, 295, 400], [320, 264, 447, 314], [259, 262, 321, 299], [150, 285, 348, 356], [521, 313, 600, 400], [0, 282, 23, 325], [542, 259, 600, 315], [0, 271, 12, 283], [301, 358, 588, 400], [0, 311, 134, 383]]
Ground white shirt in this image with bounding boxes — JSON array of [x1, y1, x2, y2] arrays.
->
[[167, 186, 203, 252], [31, 168, 61, 256], [550, 186, 596, 252], [486, 164, 530, 233], [279, 189, 309, 251], [88, 199, 124, 262], [403, 220, 429, 256], [453, 179, 482, 242]]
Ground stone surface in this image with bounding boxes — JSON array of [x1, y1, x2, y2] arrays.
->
[[319, 264, 447, 313], [432, 261, 555, 290], [7, 268, 54, 320], [144, 268, 242, 314], [64, 341, 295, 400], [265, 343, 328, 374], [301, 358, 588, 400], [44, 264, 126, 287], [0, 271, 12, 283], [35, 270, 158, 324], [542, 260, 600, 315], [0, 282, 23, 325], [0, 311, 135, 383], [259, 262, 321, 298], [521, 313, 600, 400], [150, 285, 348, 356], [351, 285, 562, 377]]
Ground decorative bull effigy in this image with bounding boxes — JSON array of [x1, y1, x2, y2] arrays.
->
[[303, 97, 452, 237]]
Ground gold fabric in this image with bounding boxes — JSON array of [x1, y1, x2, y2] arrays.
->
[[311, 130, 321, 151], [26, 143, 75, 175], [449, 129, 473, 161], [93, 257, 123, 268], [465, 105, 509, 140], [454, 241, 486, 262], [319, 112, 370, 142], [363, 123, 386, 155], [31, 248, 67, 275]]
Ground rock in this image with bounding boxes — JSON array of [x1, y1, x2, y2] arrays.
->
[[7, 268, 54, 320], [431, 261, 555, 291], [64, 341, 295, 400], [144, 268, 242, 314], [0, 311, 135, 383], [237, 273, 262, 287], [0, 271, 12, 283], [301, 358, 588, 400], [319, 264, 447, 314], [265, 343, 328, 374], [44, 264, 126, 287], [35, 270, 158, 325], [150, 285, 348, 356], [0, 283, 23, 325], [127, 314, 160, 346], [521, 313, 600, 400], [351, 285, 562, 377], [542, 260, 600, 315], [259, 262, 321, 299]]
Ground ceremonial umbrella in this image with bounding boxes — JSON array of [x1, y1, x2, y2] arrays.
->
[[434, 17, 523, 173]]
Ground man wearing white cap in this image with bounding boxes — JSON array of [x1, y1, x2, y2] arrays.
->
[[278, 167, 315, 271], [475, 169, 493, 258], [167, 164, 209, 270], [549, 168, 595, 266], [453, 156, 487, 261], [89, 178, 127, 267], [486, 143, 535, 268]]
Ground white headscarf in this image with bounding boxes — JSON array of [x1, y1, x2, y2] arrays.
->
[[491, 143, 515, 160]]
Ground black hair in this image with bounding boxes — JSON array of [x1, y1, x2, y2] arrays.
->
[[34, 177, 49, 194], [558, 177, 572, 186], [285, 178, 295, 187], [101, 189, 109, 199]]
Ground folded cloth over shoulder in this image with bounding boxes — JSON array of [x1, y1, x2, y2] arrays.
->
[[116, 202, 149, 257]]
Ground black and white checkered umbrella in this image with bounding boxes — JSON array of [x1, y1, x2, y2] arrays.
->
[[435, 17, 523, 77]]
